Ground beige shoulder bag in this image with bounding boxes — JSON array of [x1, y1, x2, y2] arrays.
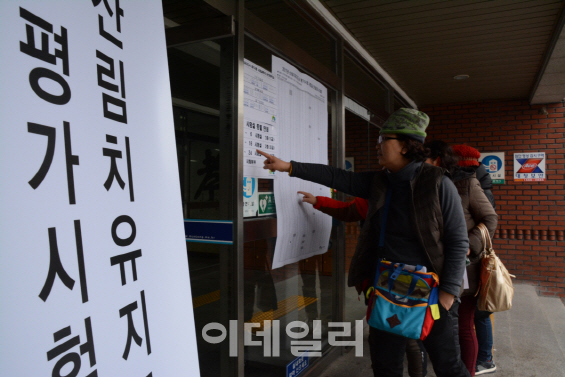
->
[[476, 223, 515, 312]]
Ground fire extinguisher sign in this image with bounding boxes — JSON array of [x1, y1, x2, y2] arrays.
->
[[513, 152, 546, 182]]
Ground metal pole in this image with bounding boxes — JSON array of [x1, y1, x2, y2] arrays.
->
[[331, 36, 346, 328], [233, 1, 245, 375], [218, 2, 244, 376]]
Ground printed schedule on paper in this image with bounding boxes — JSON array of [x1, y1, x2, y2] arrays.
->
[[243, 59, 278, 179], [271, 56, 332, 269], [243, 57, 332, 269]]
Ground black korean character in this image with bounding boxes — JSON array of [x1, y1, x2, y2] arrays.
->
[[19, 8, 71, 105], [28, 121, 80, 205], [92, 0, 124, 49], [96, 50, 127, 123], [47, 317, 97, 377], [19, 7, 69, 76], [103, 135, 134, 201], [110, 215, 141, 285], [39, 220, 88, 303], [102, 91, 127, 123], [119, 291, 152, 360], [110, 250, 141, 285], [96, 50, 125, 98], [28, 67, 71, 105]]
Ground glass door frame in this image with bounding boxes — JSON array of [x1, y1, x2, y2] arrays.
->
[[165, 0, 401, 375], [165, 3, 243, 376]]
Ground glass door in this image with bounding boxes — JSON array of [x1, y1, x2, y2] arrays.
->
[[242, 35, 337, 377], [168, 36, 236, 377]]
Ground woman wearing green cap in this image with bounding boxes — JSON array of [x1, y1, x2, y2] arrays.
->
[[257, 108, 470, 377]]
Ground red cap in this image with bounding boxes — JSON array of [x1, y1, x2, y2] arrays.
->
[[452, 144, 480, 167]]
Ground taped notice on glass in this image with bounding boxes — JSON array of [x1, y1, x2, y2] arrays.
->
[[271, 56, 332, 269], [244, 59, 277, 179]]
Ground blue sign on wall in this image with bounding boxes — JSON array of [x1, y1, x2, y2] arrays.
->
[[286, 353, 309, 377], [184, 219, 233, 244], [479, 152, 505, 184]]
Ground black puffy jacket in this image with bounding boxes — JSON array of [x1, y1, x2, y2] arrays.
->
[[475, 164, 496, 210]]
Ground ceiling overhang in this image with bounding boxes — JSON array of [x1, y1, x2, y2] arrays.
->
[[530, 10, 565, 104], [307, 0, 417, 108], [319, 0, 565, 107]]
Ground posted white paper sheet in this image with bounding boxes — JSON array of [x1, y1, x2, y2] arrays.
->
[[243, 59, 277, 178], [271, 56, 332, 269]]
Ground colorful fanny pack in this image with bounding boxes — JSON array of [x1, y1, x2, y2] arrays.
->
[[365, 188, 440, 340], [366, 261, 440, 340]]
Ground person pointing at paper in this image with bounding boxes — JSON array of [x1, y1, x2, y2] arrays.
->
[[257, 108, 471, 377]]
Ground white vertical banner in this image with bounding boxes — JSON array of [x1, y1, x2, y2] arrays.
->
[[0, 2, 200, 376], [271, 56, 332, 269]]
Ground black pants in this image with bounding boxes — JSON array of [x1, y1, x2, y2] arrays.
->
[[405, 339, 427, 377], [369, 299, 470, 377]]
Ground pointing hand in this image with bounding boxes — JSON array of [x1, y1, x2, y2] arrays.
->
[[298, 191, 317, 206], [256, 149, 291, 172]]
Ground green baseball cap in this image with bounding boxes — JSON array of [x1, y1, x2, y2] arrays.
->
[[380, 108, 429, 143]]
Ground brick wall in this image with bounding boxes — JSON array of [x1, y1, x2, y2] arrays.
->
[[343, 100, 565, 300], [421, 100, 565, 299]]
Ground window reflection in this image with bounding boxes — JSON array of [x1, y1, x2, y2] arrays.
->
[[170, 39, 223, 377]]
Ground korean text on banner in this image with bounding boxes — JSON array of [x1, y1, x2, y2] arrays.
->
[[0, 2, 200, 376]]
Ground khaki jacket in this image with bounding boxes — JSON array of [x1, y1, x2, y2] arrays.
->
[[452, 171, 498, 296]]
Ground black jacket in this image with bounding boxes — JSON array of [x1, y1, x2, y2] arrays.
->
[[290, 161, 469, 297], [475, 164, 496, 210]]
